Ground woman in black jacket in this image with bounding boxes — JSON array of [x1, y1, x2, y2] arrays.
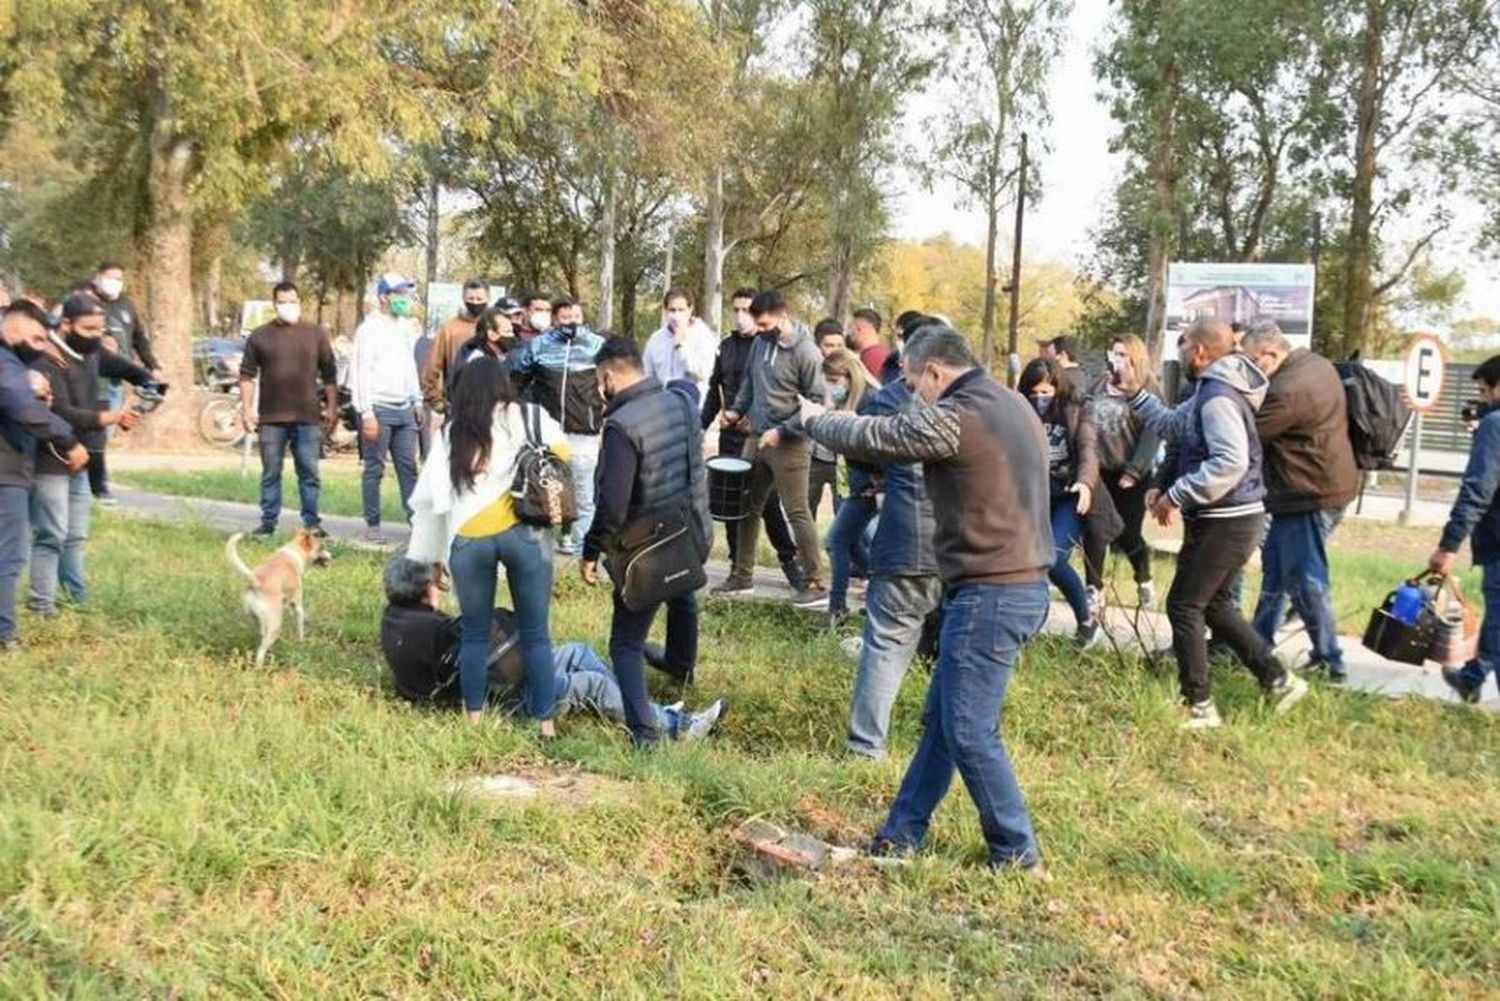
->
[[446, 306, 515, 401]]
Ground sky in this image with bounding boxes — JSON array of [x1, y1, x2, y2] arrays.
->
[[890, 0, 1500, 324]]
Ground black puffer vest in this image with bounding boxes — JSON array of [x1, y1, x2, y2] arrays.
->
[[604, 379, 712, 541]]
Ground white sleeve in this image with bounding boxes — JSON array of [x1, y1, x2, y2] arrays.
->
[[350, 321, 372, 417], [683, 325, 717, 383]]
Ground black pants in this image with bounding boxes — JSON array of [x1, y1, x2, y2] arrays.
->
[[86, 449, 108, 497], [719, 432, 797, 570], [1167, 514, 1284, 705], [808, 456, 840, 520], [1083, 469, 1151, 589], [610, 588, 698, 746]]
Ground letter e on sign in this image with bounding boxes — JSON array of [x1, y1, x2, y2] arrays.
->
[[1402, 334, 1445, 414]]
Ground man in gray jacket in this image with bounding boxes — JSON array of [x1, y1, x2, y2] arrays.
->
[[713, 289, 827, 607]]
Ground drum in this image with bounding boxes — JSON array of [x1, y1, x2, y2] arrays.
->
[[707, 456, 753, 522]]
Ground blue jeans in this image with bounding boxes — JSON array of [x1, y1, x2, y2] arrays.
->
[[564, 433, 599, 551], [1252, 508, 1345, 669], [544, 642, 674, 734], [362, 404, 419, 527], [609, 588, 698, 746], [0, 485, 30, 642], [258, 422, 322, 530], [827, 496, 876, 614], [878, 580, 1050, 867], [1048, 500, 1091, 626], [1453, 558, 1500, 695], [847, 574, 945, 759], [450, 525, 556, 716], [28, 472, 90, 611]]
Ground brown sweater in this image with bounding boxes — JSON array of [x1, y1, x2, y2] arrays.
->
[[807, 368, 1053, 585], [421, 314, 479, 409], [1256, 348, 1360, 514], [240, 321, 336, 425]]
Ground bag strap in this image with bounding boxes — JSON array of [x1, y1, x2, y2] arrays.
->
[[523, 402, 542, 450]]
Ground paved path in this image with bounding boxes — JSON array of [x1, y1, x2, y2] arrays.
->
[[110, 486, 1497, 712]]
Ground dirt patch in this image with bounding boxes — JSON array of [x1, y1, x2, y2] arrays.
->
[[449, 765, 637, 810]]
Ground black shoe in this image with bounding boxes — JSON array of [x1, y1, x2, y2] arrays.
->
[[866, 835, 916, 865], [1441, 667, 1482, 705], [250, 523, 276, 538], [780, 559, 807, 592], [1326, 667, 1348, 685], [0, 636, 21, 652]]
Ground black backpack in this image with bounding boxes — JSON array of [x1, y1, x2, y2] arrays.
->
[[510, 404, 578, 529], [1337, 355, 1412, 471]]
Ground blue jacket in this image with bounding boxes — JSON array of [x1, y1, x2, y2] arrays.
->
[[1440, 408, 1500, 563], [0, 344, 78, 488], [507, 325, 606, 435], [863, 380, 938, 577]]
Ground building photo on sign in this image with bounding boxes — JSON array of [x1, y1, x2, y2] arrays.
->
[[1166, 262, 1316, 350]]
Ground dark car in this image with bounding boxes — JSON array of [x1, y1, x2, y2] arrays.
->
[[193, 336, 245, 391]]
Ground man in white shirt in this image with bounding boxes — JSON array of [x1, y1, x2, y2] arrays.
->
[[349, 272, 422, 544], [641, 287, 718, 408]]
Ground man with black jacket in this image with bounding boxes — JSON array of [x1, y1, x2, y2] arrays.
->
[[86, 262, 158, 504], [1241, 322, 1359, 682], [29, 294, 154, 615], [700, 287, 800, 587], [0, 301, 88, 649], [582, 337, 711, 747]]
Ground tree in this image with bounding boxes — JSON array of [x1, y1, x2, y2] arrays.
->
[[926, 0, 1068, 368]]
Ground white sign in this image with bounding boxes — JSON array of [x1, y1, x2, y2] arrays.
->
[[1403, 334, 1445, 413], [1166, 262, 1316, 351], [423, 282, 507, 336]]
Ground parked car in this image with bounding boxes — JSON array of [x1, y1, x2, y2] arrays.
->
[[192, 336, 244, 391]]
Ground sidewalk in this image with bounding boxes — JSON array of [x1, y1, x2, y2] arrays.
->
[[110, 486, 1497, 712]]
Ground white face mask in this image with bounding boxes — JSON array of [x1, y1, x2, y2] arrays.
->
[[275, 302, 302, 325], [529, 311, 551, 331], [96, 276, 124, 300]]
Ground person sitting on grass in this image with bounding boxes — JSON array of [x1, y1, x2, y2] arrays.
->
[[380, 554, 725, 739]]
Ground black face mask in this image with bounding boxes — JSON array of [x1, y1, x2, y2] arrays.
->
[[465, 301, 486, 318], [66, 331, 102, 355], [9, 341, 41, 364], [558, 322, 579, 339]]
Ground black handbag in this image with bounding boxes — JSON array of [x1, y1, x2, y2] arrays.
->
[[511, 404, 578, 529], [604, 395, 710, 612]]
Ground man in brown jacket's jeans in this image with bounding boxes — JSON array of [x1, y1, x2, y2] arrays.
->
[[420, 278, 491, 414], [1240, 321, 1359, 682]]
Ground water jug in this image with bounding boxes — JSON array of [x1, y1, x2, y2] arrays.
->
[[1390, 581, 1427, 625]]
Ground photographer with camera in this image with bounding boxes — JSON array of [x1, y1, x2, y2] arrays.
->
[[29, 293, 158, 616]]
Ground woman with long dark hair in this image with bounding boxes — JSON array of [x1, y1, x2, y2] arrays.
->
[[407, 356, 570, 734]]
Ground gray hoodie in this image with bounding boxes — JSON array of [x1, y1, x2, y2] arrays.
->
[[731, 321, 825, 439]]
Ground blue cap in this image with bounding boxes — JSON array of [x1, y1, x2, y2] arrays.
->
[[376, 272, 415, 297]]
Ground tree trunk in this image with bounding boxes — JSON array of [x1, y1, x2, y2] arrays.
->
[[1143, 33, 1179, 367], [1341, 0, 1383, 359], [597, 174, 617, 330], [981, 199, 1000, 370], [703, 164, 726, 333], [662, 219, 675, 296], [424, 172, 440, 284], [203, 251, 222, 333], [130, 133, 195, 449]]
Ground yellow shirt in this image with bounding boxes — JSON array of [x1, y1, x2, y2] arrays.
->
[[455, 438, 572, 538]]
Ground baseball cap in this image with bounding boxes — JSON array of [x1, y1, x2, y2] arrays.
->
[[62, 292, 107, 321], [376, 272, 415, 296], [496, 296, 523, 314]]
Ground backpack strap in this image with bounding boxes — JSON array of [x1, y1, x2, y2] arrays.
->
[[524, 402, 542, 449]]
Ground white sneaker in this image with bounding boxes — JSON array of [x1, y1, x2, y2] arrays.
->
[[681, 699, 726, 741], [1138, 581, 1156, 609], [1182, 700, 1222, 730], [1086, 585, 1103, 617], [839, 636, 864, 661], [1270, 672, 1309, 715], [1076, 620, 1106, 651]]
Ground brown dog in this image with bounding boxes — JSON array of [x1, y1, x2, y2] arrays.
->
[[226, 529, 328, 667]]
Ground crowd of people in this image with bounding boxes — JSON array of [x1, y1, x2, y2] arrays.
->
[[2, 262, 1498, 873]]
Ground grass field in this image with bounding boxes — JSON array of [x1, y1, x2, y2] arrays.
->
[[0, 513, 1496, 995]]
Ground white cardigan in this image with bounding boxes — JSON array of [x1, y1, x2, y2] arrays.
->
[[406, 403, 567, 564]]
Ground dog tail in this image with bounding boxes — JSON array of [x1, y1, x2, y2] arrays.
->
[[225, 533, 256, 582]]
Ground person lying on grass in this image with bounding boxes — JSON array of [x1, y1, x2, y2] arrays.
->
[[380, 555, 724, 739]]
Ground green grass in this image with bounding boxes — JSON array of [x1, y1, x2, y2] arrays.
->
[[0, 513, 1496, 995]]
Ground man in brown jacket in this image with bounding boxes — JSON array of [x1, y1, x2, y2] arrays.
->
[[420, 278, 491, 414], [1241, 321, 1359, 681]]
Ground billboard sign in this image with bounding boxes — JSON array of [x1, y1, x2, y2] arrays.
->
[[1166, 262, 1315, 351]]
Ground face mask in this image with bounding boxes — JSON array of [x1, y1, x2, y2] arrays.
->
[[66, 330, 102, 355], [465, 301, 487, 318], [735, 312, 755, 334], [388, 295, 413, 317], [558, 322, 579, 338], [10, 341, 41, 363], [275, 303, 301, 325], [1029, 393, 1054, 417], [529, 311, 551, 330], [829, 384, 849, 404], [666, 309, 690, 328], [96, 277, 123, 300]]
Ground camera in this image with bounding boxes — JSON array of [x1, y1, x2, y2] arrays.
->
[[131, 381, 170, 416], [1461, 399, 1483, 426]]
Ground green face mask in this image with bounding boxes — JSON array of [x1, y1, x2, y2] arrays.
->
[[388, 295, 413, 317]]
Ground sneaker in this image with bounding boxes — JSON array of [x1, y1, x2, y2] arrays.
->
[[710, 577, 755, 598], [1441, 667, 1482, 705], [1270, 672, 1309, 715], [96, 493, 119, 507], [1182, 699, 1222, 730], [250, 523, 276, 538], [681, 699, 726, 741], [827, 608, 850, 631], [839, 635, 864, 661], [0, 636, 20, 652], [1086, 585, 1104, 617], [1076, 620, 1106, 651], [791, 583, 830, 610], [1326, 666, 1348, 685], [662, 700, 685, 716], [360, 527, 388, 545], [865, 835, 916, 866], [556, 540, 578, 556], [1137, 581, 1156, 609], [779, 559, 807, 592]]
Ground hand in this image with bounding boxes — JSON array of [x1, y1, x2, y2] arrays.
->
[[1113, 355, 1140, 395], [1428, 548, 1456, 576], [758, 428, 781, 450], [243, 408, 258, 434], [1151, 491, 1178, 528], [322, 409, 338, 434], [1119, 474, 1137, 490], [799, 397, 827, 423], [361, 416, 379, 441], [102, 335, 119, 354], [63, 444, 89, 472], [114, 410, 142, 432], [27, 370, 50, 403], [580, 558, 599, 585], [1068, 482, 1093, 516], [1144, 488, 1160, 511], [720, 409, 740, 428]]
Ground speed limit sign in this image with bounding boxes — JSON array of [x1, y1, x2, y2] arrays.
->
[[1403, 334, 1445, 414]]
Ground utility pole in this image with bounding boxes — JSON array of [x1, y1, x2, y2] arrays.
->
[[1004, 132, 1028, 388]]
